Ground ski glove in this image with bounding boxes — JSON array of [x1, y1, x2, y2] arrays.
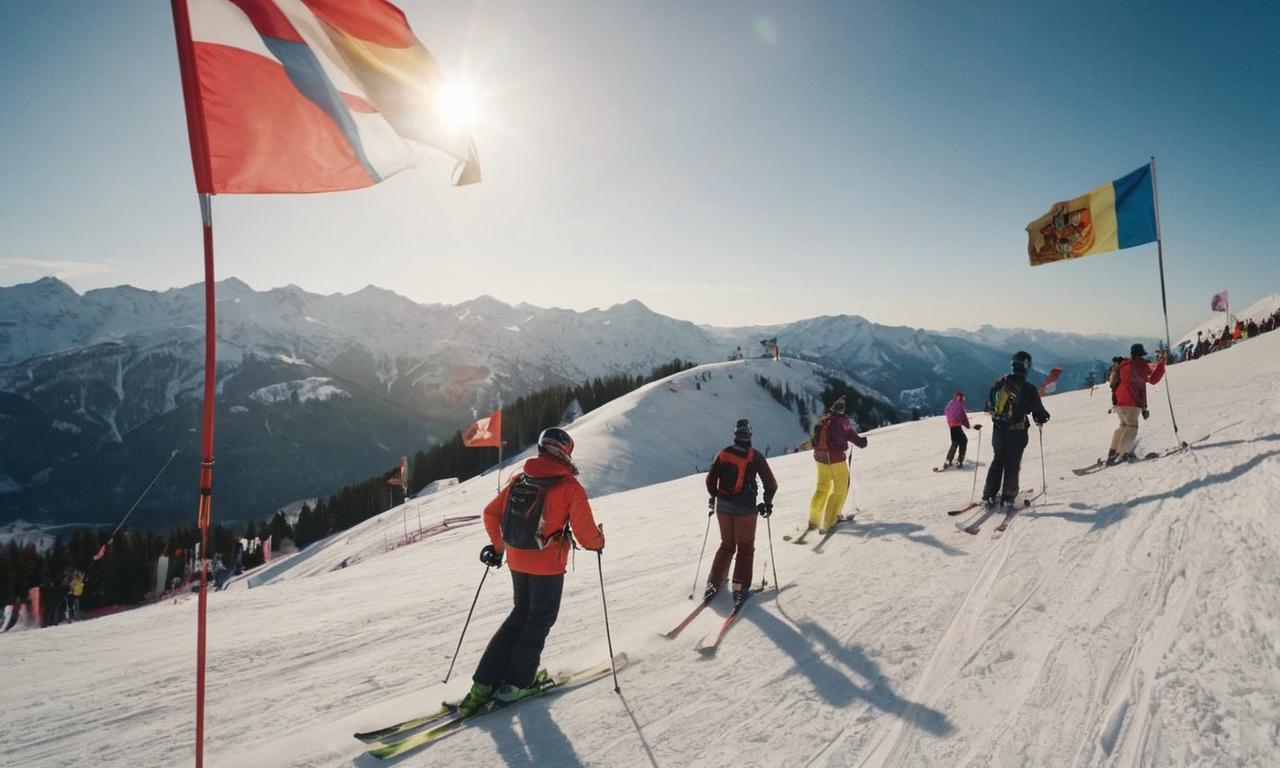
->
[[479, 544, 504, 569], [757, 502, 773, 518], [1142, 409, 1150, 420], [708, 496, 717, 516]]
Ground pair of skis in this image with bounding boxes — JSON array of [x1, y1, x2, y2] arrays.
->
[[783, 513, 855, 546], [1071, 435, 1205, 476], [353, 654, 628, 759], [950, 487, 1038, 535], [661, 588, 755, 653]]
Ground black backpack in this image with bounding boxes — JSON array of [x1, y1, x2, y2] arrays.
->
[[501, 474, 567, 551], [989, 376, 1023, 425]]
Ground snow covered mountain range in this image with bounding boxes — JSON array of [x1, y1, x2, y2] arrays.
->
[[0, 277, 1133, 527]]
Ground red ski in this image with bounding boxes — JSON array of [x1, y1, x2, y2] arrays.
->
[[661, 594, 715, 639], [696, 600, 748, 654]]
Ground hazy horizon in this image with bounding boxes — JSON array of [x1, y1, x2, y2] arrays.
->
[[2, 272, 1175, 342]]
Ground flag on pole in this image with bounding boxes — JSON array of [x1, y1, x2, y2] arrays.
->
[[462, 409, 502, 448], [171, 0, 480, 194], [1038, 366, 1062, 396], [1026, 164, 1157, 266], [1210, 290, 1229, 312]]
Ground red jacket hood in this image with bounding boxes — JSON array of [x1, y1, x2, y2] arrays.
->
[[522, 454, 577, 479]]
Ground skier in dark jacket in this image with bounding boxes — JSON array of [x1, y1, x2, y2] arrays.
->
[[704, 419, 778, 607], [982, 351, 1050, 508]]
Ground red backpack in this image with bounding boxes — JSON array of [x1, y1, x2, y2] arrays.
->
[[714, 449, 755, 495]]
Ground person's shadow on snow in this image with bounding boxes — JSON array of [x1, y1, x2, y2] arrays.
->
[[483, 704, 579, 766], [747, 606, 954, 737], [1029, 442, 1280, 532], [837, 520, 968, 558]]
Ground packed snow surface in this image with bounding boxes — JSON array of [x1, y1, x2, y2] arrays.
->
[[3, 340, 1279, 767]]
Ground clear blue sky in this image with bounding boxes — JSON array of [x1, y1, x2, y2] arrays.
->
[[1, 1, 1277, 338]]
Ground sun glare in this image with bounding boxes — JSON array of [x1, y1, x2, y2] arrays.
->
[[438, 79, 480, 133]]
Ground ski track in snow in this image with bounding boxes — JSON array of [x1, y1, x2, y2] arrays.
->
[[3, 343, 1280, 767]]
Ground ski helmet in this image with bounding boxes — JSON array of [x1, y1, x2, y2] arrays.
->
[[1011, 351, 1032, 375], [537, 427, 575, 464]]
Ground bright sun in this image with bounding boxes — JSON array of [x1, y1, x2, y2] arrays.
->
[[437, 79, 480, 133]]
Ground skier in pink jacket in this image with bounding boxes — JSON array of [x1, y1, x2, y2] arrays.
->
[[942, 391, 972, 469]]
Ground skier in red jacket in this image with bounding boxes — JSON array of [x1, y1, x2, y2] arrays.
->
[[1107, 343, 1167, 464], [458, 427, 604, 715]]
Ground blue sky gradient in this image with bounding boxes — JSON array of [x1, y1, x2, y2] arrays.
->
[[1, 1, 1276, 338]]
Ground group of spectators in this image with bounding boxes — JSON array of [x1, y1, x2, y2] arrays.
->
[[1177, 308, 1280, 362]]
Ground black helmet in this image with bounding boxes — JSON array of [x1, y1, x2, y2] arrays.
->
[[1130, 343, 1148, 358], [537, 427, 574, 464], [1011, 351, 1032, 375]]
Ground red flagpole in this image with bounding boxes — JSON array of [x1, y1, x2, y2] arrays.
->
[[194, 193, 216, 768], [170, 2, 217, 764]]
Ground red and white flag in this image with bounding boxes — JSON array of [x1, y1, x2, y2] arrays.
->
[[1210, 290, 1229, 312], [171, 0, 480, 193], [462, 409, 502, 448], [1039, 366, 1062, 396]]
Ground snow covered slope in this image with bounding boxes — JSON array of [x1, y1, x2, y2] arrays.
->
[[3, 334, 1279, 767]]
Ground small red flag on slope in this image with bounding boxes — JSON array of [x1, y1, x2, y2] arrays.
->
[[463, 409, 502, 448], [1039, 366, 1062, 396]]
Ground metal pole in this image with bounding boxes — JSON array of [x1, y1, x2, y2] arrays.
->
[[969, 425, 983, 504], [596, 549, 621, 693], [443, 566, 491, 684], [1148, 157, 1184, 447], [1038, 425, 1047, 500], [765, 516, 779, 591], [688, 510, 713, 600]]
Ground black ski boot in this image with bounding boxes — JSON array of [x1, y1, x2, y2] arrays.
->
[[1105, 449, 1119, 466], [731, 586, 751, 609], [703, 581, 720, 603]]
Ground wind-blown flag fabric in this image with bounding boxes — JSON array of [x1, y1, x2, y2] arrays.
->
[[171, 0, 479, 194], [1026, 164, 1157, 266], [462, 409, 502, 448], [1211, 290, 1229, 312]]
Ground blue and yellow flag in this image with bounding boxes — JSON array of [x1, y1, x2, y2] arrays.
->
[[1026, 164, 1157, 266]]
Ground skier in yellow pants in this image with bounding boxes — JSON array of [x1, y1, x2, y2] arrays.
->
[[807, 396, 868, 532], [808, 459, 850, 531]]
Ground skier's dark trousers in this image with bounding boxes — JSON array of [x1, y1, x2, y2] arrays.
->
[[982, 351, 1050, 505], [473, 571, 563, 688]]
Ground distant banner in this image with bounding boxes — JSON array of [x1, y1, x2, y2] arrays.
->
[[1039, 366, 1062, 396], [1026, 164, 1157, 266], [1211, 290, 1229, 312], [462, 409, 502, 448]]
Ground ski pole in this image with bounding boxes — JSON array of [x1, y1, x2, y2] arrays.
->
[[687, 508, 713, 600], [1038, 424, 1048, 500], [969, 425, 983, 504], [765, 515, 780, 591], [596, 548, 621, 693], [442, 565, 490, 684]]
